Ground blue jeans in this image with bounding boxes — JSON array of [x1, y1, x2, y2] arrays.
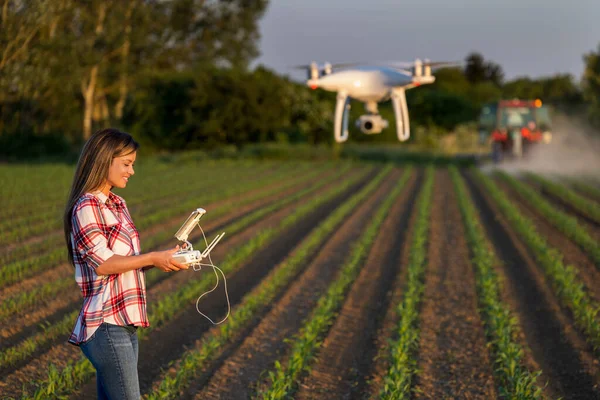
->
[[80, 322, 140, 400]]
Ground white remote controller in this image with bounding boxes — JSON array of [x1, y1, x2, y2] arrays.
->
[[172, 250, 202, 265], [171, 208, 225, 268]]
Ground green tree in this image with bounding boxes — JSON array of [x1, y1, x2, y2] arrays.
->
[[541, 74, 581, 103], [431, 67, 470, 96], [125, 66, 312, 149], [125, 70, 197, 150], [407, 89, 479, 130], [468, 81, 503, 106], [583, 44, 600, 128], [143, 0, 269, 70], [284, 84, 334, 145], [464, 52, 504, 86], [0, 0, 271, 142]]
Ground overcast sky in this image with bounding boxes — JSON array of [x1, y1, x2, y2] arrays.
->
[[254, 0, 598, 83]]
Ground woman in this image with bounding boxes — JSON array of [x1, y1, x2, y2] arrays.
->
[[63, 128, 187, 399]]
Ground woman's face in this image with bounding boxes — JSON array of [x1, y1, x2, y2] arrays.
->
[[104, 151, 136, 192]]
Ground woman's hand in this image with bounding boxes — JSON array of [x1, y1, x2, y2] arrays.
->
[[152, 245, 188, 272]]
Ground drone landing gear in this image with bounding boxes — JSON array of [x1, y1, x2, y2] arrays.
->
[[334, 91, 351, 143], [391, 88, 410, 141]]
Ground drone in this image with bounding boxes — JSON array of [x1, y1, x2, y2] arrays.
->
[[295, 59, 457, 142]]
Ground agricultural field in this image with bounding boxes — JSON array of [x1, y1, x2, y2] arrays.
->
[[0, 158, 599, 399]]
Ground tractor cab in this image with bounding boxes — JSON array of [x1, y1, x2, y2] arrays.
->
[[478, 99, 552, 162]]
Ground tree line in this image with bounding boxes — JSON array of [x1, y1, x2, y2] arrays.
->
[[1, 0, 599, 158], [0, 0, 271, 156]]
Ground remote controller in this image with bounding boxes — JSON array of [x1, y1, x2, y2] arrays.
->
[[172, 250, 202, 265], [172, 208, 230, 324], [172, 208, 225, 268]]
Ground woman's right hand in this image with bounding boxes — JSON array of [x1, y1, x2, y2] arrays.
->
[[152, 245, 188, 272]]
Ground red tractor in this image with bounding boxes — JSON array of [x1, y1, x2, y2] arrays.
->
[[478, 99, 553, 163]]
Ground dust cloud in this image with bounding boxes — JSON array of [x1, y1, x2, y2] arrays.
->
[[481, 114, 600, 180]]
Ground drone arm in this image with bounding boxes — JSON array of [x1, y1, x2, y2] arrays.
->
[[391, 88, 410, 141], [334, 91, 351, 143]]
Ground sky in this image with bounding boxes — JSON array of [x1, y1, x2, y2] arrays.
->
[[254, 0, 599, 83]]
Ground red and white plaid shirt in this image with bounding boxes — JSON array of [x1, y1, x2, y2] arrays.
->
[[69, 191, 148, 346]]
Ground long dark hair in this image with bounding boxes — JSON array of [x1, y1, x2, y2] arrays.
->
[[63, 128, 139, 266]]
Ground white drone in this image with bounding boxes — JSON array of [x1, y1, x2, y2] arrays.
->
[[296, 59, 456, 142]]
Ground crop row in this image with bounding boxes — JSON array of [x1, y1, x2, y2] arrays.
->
[[0, 163, 350, 328], [0, 161, 255, 222], [568, 178, 600, 202], [0, 160, 266, 215], [258, 167, 409, 399], [0, 164, 74, 211], [378, 167, 434, 399], [0, 163, 186, 232], [0, 163, 331, 287], [0, 161, 276, 252], [525, 173, 600, 223], [0, 162, 320, 267], [0, 162, 299, 246], [497, 171, 600, 267], [475, 169, 600, 352], [142, 167, 376, 337], [22, 165, 382, 399], [147, 166, 402, 399], [1, 165, 358, 370], [450, 168, 543, 399]]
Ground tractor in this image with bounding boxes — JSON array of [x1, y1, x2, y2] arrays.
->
[[478, 99, 553, 163]]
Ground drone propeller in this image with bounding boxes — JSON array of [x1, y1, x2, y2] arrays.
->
[[384, 59, 463, 76], [389, 61, 461, 67], [291, 59, 462, 80], [291, 61, 362, 80], [290, 61, 361, 70]]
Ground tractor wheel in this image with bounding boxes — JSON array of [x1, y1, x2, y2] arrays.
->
[[492, 142, 503, 163]]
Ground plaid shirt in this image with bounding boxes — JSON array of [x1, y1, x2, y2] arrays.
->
[[69, 191, 148, 346]]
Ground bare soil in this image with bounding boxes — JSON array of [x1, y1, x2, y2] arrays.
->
[[70, 167, 380, 399], [464, 170, 600, 400], [362, 168, 423, 399], [0, 167, 364, 397], [5, 165, 599, 400], [188, 168, 400, 400], [292, 169, 420, 400], [568, 184, 600, 204], [495, 177, 600, 304], [0, 166, 284, 257], [412, 169, 497, 399], [0, 166, 318, 302], [0, 168, 340, 344], [525, 180, 600, 241]]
